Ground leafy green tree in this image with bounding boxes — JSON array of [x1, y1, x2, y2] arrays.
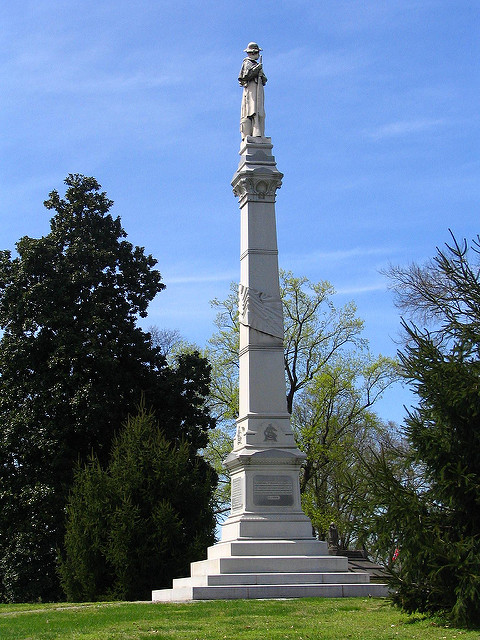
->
[[207, 273, 367, 420], [59, 403, 217, 601], [205, 271, 397, 539], [293, 354, 397, 542], [148, 326, 198, 363], [341, 427, 419, 564], [281, 273, 366, 414], [0, 175, 214, 601], [372, 234, 480, 626], [207, 283, 241, 425]]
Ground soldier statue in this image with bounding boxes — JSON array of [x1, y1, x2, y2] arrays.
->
[[238, 42, 267, 139]]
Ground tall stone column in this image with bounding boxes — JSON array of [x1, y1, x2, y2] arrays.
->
[[151, 44, 388, 600], [220, 135, 313, 542]]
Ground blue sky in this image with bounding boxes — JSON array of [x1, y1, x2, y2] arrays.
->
[[1, 1, 478, 425]]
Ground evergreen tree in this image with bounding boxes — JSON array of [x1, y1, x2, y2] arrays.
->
[[0, 175, 214, 601], [375, 234, 480, 626], [59, 403, 217, 601], [58, 457, 113, 602]]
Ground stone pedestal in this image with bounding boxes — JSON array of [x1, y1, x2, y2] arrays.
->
[[152, 137, 388, 602]]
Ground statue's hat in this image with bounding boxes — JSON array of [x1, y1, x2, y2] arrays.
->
[[244, 42, 262, 53]]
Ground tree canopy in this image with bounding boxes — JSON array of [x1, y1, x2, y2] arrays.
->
[[0, 175, 215, 601]]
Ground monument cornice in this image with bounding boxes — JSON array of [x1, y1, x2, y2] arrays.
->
[[232, 169, 283, 205], [224, 448, 306, 472]]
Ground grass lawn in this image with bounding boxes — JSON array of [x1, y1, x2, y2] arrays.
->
[[0, 598, 478, 640]]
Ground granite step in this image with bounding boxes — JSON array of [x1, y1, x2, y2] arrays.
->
[[173, 571, 369, 588], [152, 582, 389, 602], [207, 539, 328, 559], [191, 555, 348, 576]]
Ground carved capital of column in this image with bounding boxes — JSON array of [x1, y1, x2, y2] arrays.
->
[[232, 170, 283, 206]]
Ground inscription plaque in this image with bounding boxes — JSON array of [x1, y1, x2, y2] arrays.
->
[[253, 474, 294, 506], [231, 477, 243, 512]]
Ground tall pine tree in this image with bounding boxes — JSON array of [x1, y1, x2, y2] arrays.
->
[[375, 234, 480, 626], [59, 403, 217, 602]]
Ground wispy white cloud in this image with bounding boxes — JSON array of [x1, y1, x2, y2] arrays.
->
[[284, 246, 397, 269], [53, 72, 177, 94], [1, 44, 179, 96], [336, 282, 386, 295], [331, 0, 431, 33], [269, 47, 370, 80], [366, 118, 446, 140], [309, 246, 394, 261], [165, 271, 237, 285]]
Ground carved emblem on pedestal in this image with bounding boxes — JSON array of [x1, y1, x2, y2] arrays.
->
[[263, 423, 278, 442]]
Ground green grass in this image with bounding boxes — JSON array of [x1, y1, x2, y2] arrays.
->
[[0, 598, 478, 640]]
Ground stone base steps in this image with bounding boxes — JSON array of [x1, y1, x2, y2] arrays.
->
[[151, 538, 389, 602], [152, 582, 388, 602], [207, 539, 328, 558], [191, 555, 349, 576], [173, 571, 369, 587]]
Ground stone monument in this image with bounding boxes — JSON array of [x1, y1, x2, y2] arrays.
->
[[152, 45, 388, 601]]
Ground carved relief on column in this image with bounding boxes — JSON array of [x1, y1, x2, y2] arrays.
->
[[232, 172, 283, 205], [238, 284, 283, 339]]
